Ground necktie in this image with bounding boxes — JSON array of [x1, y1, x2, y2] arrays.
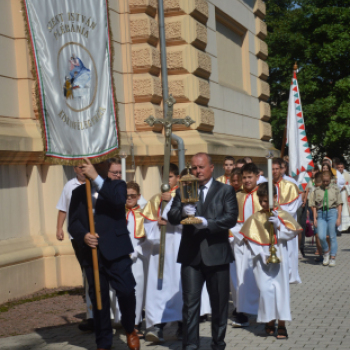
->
[[199, 185, 205, 204], [323, 188, 329, 212], [196, 185, 205, 216]]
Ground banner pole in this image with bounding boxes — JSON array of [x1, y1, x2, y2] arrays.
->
[[85, 178, 102, 310]]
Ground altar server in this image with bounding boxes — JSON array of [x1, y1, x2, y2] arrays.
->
[[141, 164, 182, 342], [240, 182, 302, 339], [216, 156, 235, 184], [230, 168, 243, 193], [272, 159, 302, 284], [231, 163, 262, 327]]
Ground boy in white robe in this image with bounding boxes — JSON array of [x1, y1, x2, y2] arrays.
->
[[230, 163, 262, 327], [216, 156, 235, 185], [240, 182, 302, 339], [272, 159, 302, 284]]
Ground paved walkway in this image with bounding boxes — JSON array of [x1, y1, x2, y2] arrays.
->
[[1, 234, 350, 350]]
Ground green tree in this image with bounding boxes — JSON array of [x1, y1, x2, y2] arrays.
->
[[266, 0, 350, 161]]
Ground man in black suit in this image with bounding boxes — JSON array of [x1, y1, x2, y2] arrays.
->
[[69, 158, 139, 350], [168, 153, 238, 350]]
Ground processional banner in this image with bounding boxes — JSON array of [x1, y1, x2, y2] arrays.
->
[[286, 70, 314, 191], [22, 0, 119, 163]]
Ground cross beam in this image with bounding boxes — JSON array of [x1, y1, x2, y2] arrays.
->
[[145, 95, 195, 146]]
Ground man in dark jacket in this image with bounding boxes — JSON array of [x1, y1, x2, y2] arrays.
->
[[168, 152, 238, 350], [69, 158, 139, 350]]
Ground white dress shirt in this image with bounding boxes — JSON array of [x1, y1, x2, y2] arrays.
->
[[56, 177, 84, 239], [199, 177, 213, 202]]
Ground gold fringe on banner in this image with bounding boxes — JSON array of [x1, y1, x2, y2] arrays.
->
[[20, 0, 121, 166]]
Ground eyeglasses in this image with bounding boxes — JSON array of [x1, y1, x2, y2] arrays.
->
[[108, 171, 122, 176], [127, 194, 138, 199]]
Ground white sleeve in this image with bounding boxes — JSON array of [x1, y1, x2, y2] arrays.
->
[[144, 219, 161, 244], [92, 175, 104, 191], [231, 223, 244, 242], [337, 170, 346, 190], [161, 197, 174, 221], [246, 240, 270, 264], [56, 186, 68, 212], [281, 195, 302, 218], [278, 223, 299, 241]]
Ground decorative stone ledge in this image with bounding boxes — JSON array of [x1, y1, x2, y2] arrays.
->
[[258, 79, 270, 101], [165, 16, 207, 51], [132, 43, 161, 75], [260, 101, 271, 121], [259, 120, 272, 140], [134, 102, 163, 131], [168, 75, 210, 105], [166, 45, 211, 79], [254, 0, 266, 19], [130, 13, 159, 46], [129, 0, 157, 17], [133, 74, 162, 104], [258, 59, 269, 80], [163, 0, 209, 25], [255, 17, 267, 40], [172, 102, 214, 132], [256, 38, 268, 60]]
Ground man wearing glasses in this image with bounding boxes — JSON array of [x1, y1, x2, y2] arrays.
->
[[108, 158, 123, 180], [107, 158, 148, 209], [69, 158, 139, 350]]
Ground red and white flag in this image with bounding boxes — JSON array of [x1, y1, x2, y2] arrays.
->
[[286, 68, 314, 191]]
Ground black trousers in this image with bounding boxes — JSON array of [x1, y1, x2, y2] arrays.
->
[[181, 263, 230, 350], [71, 239, 83, 271], [85, 252, 136, 349]]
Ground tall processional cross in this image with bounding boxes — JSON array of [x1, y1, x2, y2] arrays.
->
[[144, 94, 195, 286]]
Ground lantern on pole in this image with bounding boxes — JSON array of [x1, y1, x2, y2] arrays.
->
[[179, 164, 202, 225]]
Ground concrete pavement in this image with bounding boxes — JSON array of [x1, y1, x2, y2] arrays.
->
[[1, 234, 350, 350]]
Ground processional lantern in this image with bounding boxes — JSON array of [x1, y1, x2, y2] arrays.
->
[[179, 164, 202, 225]]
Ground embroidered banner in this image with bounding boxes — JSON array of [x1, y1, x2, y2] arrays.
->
[[22, 0, 118, 163]]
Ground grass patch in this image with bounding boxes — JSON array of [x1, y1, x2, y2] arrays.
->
[[0, 288, 83, 313]]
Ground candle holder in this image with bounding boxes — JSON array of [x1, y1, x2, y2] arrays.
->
[[266, 151, 280, 264], [179, 164, 202, 225]]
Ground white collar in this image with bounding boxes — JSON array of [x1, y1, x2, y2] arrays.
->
[[201, 177, 213, 190], [72, 177, 84, 186]]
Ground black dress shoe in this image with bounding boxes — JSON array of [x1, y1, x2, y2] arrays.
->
[[78, 318, 95, 332]]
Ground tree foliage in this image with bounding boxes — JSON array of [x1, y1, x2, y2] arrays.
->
[[266, 0, 350, 160]]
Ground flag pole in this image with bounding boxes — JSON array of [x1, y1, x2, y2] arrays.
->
[[280, 62, 298, 158], [85, 178, 102, 310]]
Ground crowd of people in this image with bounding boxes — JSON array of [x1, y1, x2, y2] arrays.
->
[[55, 153, 349, 350]]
